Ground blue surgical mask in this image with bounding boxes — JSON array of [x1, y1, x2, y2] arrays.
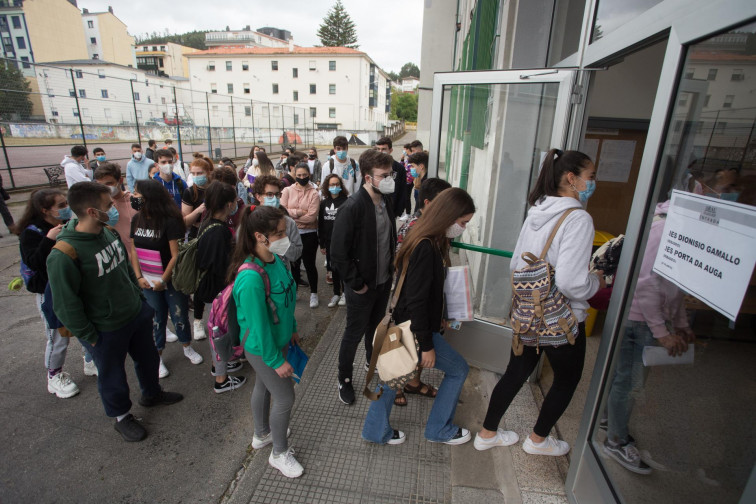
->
[[263, 196, 280, 208], [96, 155, 106, 162], [577, 178, 596, 203], [193, 175, 207, 186], [410, 168, 418, 178], [55, 206, 72, 221], [229, 202, 239, 216], [336, 150, 347, 161], [96, 206, 119, 227], [328, 186, 342, 195]]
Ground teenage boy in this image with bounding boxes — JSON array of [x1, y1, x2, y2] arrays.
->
[[321, 136, 360, 195], [126, 144, 154, 192], [375, 136, 407, 217], [331, 149, 397, 405], [307, 147, 322, 184], [145, 139, 157, 160], [47, 182, 183, 442], [252, 175, 304, 269], [93, 162, 136, 260], [62, 145, 91, 188], [89, 147, 107, 171], [410, 139, 424, 153], [152, 149, 186, 207], [163, 139, 173, 149]]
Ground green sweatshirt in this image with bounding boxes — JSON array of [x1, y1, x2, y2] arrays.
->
[[46, 219, 143, 344], [234, 256, 297, 369]]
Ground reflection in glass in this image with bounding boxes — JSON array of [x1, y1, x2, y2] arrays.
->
[[591, 0, 664, 43], [591, 22, 756, 503]]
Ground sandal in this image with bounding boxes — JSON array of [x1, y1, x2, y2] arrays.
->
[[403, 382, 438, 398], [394, 390, 408, 407]]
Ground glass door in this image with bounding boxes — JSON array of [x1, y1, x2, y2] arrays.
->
[[428, 69, 578, 373]]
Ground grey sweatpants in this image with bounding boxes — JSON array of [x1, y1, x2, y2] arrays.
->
[[36, 293, 69, 372], [245, 350, 295, 455]]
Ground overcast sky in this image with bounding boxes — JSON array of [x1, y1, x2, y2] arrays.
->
[[80, 0, 424, 73]]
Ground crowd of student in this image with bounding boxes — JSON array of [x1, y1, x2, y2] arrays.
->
[[14, 135, 627, 479]]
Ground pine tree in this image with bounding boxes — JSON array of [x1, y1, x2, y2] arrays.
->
[[317, 0, 359, 49], [0, 62, 33, 120]]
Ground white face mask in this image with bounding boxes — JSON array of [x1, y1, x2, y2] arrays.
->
[[252, 158, 259, 167], [371, 175, 395, 195], [107, 185, 120, 197], [133, 152, 143, 160], [159, 163, 173, 176], [446, 222, 466, 239], [268, 236, 290, 256]]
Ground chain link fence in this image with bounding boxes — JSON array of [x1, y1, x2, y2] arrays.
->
[[0, 57, 315, 189]]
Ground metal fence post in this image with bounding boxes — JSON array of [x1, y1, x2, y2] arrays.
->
[[250, 100, 256, 146], [205, 92, 212, 159], [0, 126, 15, 189], [70, 70, 87, 149], [230, 95, 237, 158], [130, 79, 141, 144], [173, 86, 183, 166], [267, 102, 272, 153]]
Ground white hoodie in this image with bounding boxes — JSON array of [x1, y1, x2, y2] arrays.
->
[[510, 195, 599, 322], [61, 155, 92, 188]]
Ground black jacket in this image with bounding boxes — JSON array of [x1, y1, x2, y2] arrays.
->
[[145, 147, 155, 160], [19, 218, 57, 294], [390, 160, 407, 216], [318, 193, 348, 248], [331, 186, 397, 291], [393, 239, 446, 352], [195, 219, 233, 304]]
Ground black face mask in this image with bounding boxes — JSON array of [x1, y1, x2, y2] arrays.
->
[[130, 195, 144, 211], [308, 154, 316, 160], [296, 177, 310, 186]]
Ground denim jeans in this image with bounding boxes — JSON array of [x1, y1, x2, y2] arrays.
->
[[142, 281, 191, 351], [362, 332, 469, 444], [606, 320, 656, 443]]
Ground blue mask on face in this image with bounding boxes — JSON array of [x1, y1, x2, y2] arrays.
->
[[263, 196, 280, 208], [410, 168, 418, 178], [336, 150, 347, 161], [56, 206, 72, 221], [328, 186, 342, 195], [97, 206, 119, 227], [578, 179, 596, 203], [229, 202, 239, 216], [193, 175, 207, 186], [96, 155, 106, 162]]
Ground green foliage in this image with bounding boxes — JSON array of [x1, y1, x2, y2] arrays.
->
[[399, 62, 420, 79], [136, 30, 209, 50], [0, 62, 33, 120], [386, 70, 399, 82], [389, 92, 418, 122], [317, 0, 359, 49]]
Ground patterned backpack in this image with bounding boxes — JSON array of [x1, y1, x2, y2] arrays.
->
[[510, 208, 579, 354]]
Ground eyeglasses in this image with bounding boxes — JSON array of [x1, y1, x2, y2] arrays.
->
[[373, 172, 397, 181], [262, 191, 282, 198]]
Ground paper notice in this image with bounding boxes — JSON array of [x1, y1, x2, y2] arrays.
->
[[597, 139, 635, 183], [444, 266, 474, 322]]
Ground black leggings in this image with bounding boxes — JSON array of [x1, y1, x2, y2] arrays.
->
[[292, 232, 319, 293], [325, 243, 343, 296], [483, 323, 586, 437]]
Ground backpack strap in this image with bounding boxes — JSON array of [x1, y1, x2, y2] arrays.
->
[[197, 222, 222, 241], [351, 158, 357, 183], [53, 241, 78, 261], [238, 261, 279, 325], [329, 157, 334, 175], [539, 208, 577, 260]]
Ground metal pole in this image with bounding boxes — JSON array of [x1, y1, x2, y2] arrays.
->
[[230, 95, 237, 158], [130, 79, 141, 144], [205, 92, 212, 158], [0, 127, 15, 188], [70, 70, 87, 150], [173, 86, 183, 166], [281, 105, 286, 151], [250, 100, 256, 146], [737, 117, 755, 167], [267, 102, 272, 153]]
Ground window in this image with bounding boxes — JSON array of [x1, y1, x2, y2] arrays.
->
[[147, 96, 151, 103], [329, 107, 336, 118], [11, 16, 20, 29], [293, 90, 298, 101], [329, 60, 336, 71], [87, 20, 94, 28], [704, 94, 711, 107], [677, 94, 689, 107], [309, 84, 316, 94], [292, 68, 298, 78], [714, 121, 727, 134], [294, 113, 299, 125], [226, 61, 232, 71], [272, 83, 279, 94], [90, 37, 97, 45], [309, 60, 316, 70], [72, 108, 79, 117], [210, 83, 217, 94], [723, 95, 734, 108], [136, 110, 142, 119], [101, 89, 108, 98], [310, 107, 316, 118], [161, 97, 166, 104], [78, 89, 86, 98], [133, 92, 140, 101], [69, 89, 75, 97], [212, 105, 218, 116], [75, 70, 83, 78], [244, 106, 251, 116], [707, 68, 718, 81], [243, 83, 250, 94], [98, 70, 105, 79], [242, 61, 249, 71], [731, 69, 744, 81], [227, 83, 234, 94], [160, 46, 165, 51], [271, 60, 278, 71], [15, 37, 25, 49], [208, 61, 215, 71], [20, 56, 29, 68], [51, 108, 58, 117], [104, 108, 111, 118], [317, 123, 338, 130], [92, 54, 99, 60], [329, 84, 336, 95], [684, 70, 694, 79]]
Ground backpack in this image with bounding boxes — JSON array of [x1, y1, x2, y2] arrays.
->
[[171, 222, 221, 295], [19, 225, 43, 288], [329, 157, 358, 184], [207, 262, 279, 363], [46, 240, 82, 338], [510, 208, 579, 354]]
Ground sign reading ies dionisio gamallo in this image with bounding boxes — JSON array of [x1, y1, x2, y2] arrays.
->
[[652, 190, 756, 321]]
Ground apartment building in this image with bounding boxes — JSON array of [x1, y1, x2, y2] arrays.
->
[[82, 6, 136, 67], [135, 42, 193, 77], [204, 26, 289, 49]]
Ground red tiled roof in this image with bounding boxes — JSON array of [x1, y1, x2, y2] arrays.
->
[[187, 46, 364, 56]]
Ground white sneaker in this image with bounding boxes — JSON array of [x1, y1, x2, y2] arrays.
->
[[183, 345, 204, 365], [83, 358, 98, 376], [522, 436, 570, 456], [166, 328, 178, 343], [158, 359, 170, 378], [474, 429, 519, 451], [327, 295, 340, 308], [252, 428, 292, 449], [338, 294, 346, 306], [193, 319, 206, 340], [387, 429, 406, 445], [48, 372, 79, 398], [268, 447, 304, 478], [309, 293, 319, 309]]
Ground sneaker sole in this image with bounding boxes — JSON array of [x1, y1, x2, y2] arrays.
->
[[48, 386, 80, 399], [185, 356, 204, 365], [268, 459, 303, 478], [215, 378, 247, 394], [115, 427, 147, 442], [436, 433, 471, 446], [602, 445, 652, 475], [193, 335, 207, 341], [523, 442, 570, 457], [474, 434, 519, 451], [337, 383, 354, 405]]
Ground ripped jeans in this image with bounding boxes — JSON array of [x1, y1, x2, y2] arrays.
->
[[142, 281, 191, 351]]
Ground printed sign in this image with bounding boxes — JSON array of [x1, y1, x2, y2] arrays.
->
[[652, 190, 756, 321]]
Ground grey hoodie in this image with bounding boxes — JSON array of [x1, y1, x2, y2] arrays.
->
[[61, 155, 92, 188], [510, 195, 599, 321]]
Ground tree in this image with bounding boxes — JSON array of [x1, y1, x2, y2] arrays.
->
[[389, 92, 418, 122], [0, 62, 33, 121], [136, 30, 209, 50], [386, 70, 399, 82], [317, 0, 359, 49], [399, 62, 420, 79]]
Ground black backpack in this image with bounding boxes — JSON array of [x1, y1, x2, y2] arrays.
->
[[329, 158, 357, 184]]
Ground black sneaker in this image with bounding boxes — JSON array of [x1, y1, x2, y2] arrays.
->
[[603, 440, 652, 475], [114, 414, 147, 442], [138, 389, 184, 407], [212, 361, 244, 374], [338, 377, 355, 405], [441, 427, 471, 445], [215, 375, 247, 394]]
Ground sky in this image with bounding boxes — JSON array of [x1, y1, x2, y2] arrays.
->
[[80, 0, 424, 74]]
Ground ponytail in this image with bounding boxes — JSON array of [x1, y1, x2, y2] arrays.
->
[[226, 205, 284, 284], [528, 148, 592, 206]]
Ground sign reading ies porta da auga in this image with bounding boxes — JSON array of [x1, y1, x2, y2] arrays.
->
[[652, 190, 756, 321]]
